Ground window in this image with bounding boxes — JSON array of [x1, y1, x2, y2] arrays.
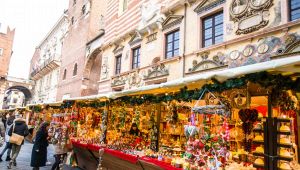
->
[[63, 69, 67, 80], [82, 5, 86, 15], [115, 55, 122, 75], [71, 17, 74, 25], [0, 48, 3, 56], [73, 0, 76, 5], [290, 0, 300, 21], [123, 0, 128, 12], [132, 47, 141, 69], [202, 12, 223, 47], [73, 63, 78, 76], [165, 30, 180, 59]]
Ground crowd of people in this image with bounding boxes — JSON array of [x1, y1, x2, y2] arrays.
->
[[0, 110, 68, 170]]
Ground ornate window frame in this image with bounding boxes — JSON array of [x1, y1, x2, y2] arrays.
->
[[131, 46, 141, 70], [197, 3, 224, 49]]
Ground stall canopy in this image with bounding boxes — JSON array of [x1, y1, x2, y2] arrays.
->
[[63, 54, 300, 101], [111, 55, 300, 98]]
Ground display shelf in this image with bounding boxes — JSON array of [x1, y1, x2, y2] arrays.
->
[[253, 152, 265, 157], [253, 163, 265, 169], [253, 129, 264, 133], [277, 155, 293, 161], [276, 118, 291, 123], [253, 140, 264, 144], [277, 143, 293, 148], [277, 131, 291, 135], [160, 133, 184, 137]]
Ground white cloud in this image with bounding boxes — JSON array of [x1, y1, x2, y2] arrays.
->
[[0, 0, 68, 79]]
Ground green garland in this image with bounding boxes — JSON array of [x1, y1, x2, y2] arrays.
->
[[61, 72, 299, 108], [31, 105, 42, 113]]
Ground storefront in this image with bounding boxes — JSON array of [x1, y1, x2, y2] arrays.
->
[[4, 56, 300, 170]]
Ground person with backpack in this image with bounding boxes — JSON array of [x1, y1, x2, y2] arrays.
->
[[7, 112, 29, 169], [0, 113, 15, 162]]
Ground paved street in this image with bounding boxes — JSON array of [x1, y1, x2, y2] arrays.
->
[[0, 142, 55, 170]]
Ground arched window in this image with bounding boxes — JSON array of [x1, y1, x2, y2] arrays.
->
[[73, 63, 78, 76], [63, 69, 67, 80]]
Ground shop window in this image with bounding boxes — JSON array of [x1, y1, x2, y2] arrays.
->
[[132, 47, 141, 69], [82, 5, 86, 15], [73, 63, 78, 76], [290, 0, 300, 21], [202, 12, 223, 47], [63, 69, 67, 80], [165, 30, 180, 59], [115, 55, 122, 75]]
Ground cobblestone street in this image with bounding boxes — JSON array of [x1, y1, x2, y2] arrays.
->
[[0, 142, 55, 170]]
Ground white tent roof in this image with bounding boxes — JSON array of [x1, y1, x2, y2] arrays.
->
[[111, 55, 300, 98], [61, 54, 300, 101]]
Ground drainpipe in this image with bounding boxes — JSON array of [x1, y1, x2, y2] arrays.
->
[[182, 2, 187, 78]]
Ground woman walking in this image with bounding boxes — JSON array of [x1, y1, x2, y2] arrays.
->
[[30, 122, 50, 170], [0, 114, 15, 161], [7, 112, 29, 169]]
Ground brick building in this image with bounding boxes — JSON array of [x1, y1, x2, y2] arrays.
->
[[0, 23, 15, 108], [0, 23, 15, 77], [56, 0, 106, 100]]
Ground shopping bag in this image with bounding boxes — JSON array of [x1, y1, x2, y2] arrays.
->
[[9, 124, 24, 145]]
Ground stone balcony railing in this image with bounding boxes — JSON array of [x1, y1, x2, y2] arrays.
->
[[30, 54, 61, 80]]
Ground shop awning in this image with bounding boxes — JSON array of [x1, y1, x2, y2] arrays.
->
[[58, 54, 300, 102], [111, 54, 300, 98]]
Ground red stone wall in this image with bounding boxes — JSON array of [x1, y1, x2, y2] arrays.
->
[[0, 27, 15, 77], [57, 0, 106, 100]]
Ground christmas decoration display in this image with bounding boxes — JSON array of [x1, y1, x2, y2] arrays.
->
[[238, 109, 258, 152], [12, 71, 300, 170]]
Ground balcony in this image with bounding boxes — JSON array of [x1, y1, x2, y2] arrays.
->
[[30, 55, 60, 80]]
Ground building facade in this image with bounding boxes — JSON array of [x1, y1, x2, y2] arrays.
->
[[0, 23, 15, 108], [29, 15, 68, 103], [90, 0, 300, 94], [0, 23, 15, 77], [56, 0, 106, 100]]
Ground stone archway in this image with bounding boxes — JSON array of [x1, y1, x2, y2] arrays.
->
[[2, 86, 32, 109], [0, 76, 34, 109], [81, 47, 102, 96]]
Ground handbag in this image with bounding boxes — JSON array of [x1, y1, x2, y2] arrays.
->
[[0, 136, 4, 147], [9, 124, 24, 145]]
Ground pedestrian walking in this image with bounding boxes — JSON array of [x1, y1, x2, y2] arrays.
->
[[0, 113, 15, 162], [7, 112, 29, 169], [30, 122, 50, 170], [51, 125, 68, 170]]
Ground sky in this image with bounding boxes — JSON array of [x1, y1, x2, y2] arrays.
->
[[0, 0, 68, 79]]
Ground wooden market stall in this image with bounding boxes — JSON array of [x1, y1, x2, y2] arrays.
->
[[9, 56, 300, 170]]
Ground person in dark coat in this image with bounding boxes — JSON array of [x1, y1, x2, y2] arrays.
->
[[7, 112, 29, 169], [30, 122, 50, 170]]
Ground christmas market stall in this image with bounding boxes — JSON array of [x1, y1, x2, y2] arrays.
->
[[65, 70, 300, 170]]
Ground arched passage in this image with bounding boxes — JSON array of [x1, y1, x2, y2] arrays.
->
[[2, 86, 32, 109], [81, 48, 102, 96]]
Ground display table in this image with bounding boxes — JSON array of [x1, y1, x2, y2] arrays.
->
[[71, 140, 181, 170]]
